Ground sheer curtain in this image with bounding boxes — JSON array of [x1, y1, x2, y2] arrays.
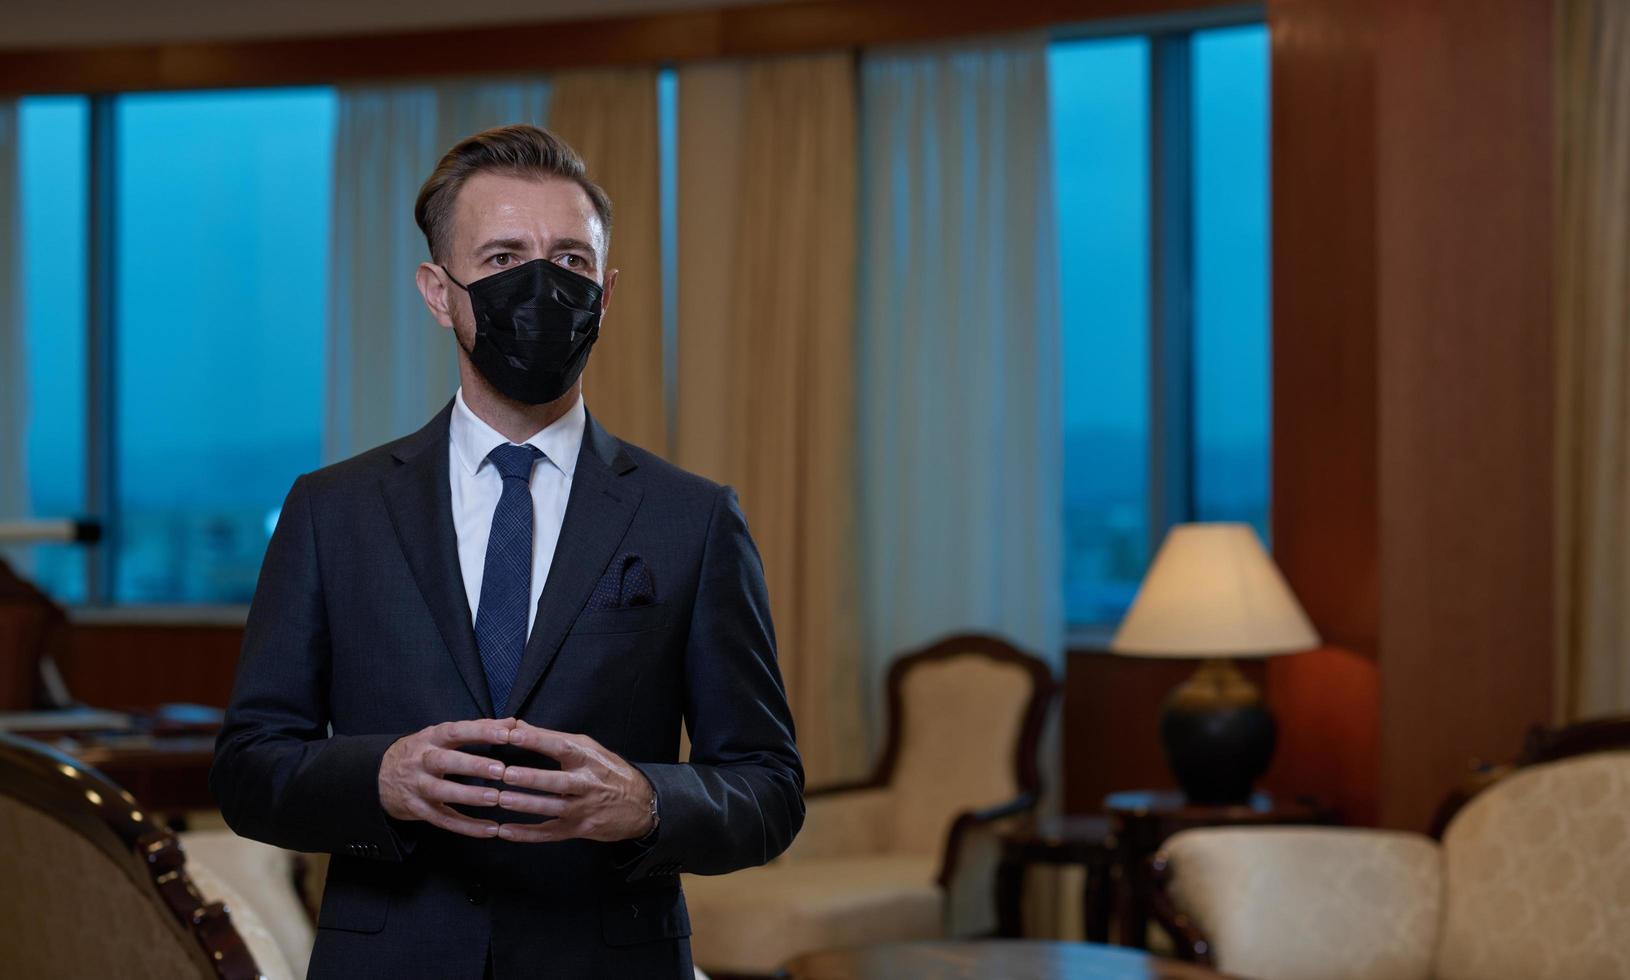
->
[[325, 80, 551, 462], [1557, 0, 1630, 718], [0, 101, 24, 525], [674, 54, 865, 785], [856, 37, 1063, 728]]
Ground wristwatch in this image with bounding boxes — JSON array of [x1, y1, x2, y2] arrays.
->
[[637, 788, 661, 845]]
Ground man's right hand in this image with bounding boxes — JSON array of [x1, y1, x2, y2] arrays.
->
[[379, 718, 517, 839]]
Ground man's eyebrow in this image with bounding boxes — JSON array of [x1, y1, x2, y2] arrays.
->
[[473, 237, 528, 255], [552, 237, 597, 257]]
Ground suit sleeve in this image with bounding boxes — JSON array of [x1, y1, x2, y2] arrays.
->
[[621, 485, 805, 880], [209, 474, 413, 862]]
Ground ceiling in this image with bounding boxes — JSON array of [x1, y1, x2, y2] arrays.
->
[[1, 0, 791, 49]]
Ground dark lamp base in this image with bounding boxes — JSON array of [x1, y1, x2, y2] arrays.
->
[[1158, 657, 1277, 806]]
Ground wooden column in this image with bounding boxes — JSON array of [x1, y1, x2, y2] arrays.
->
[[1266, 0, 1555, 830], [1372, 0, 1555, 831]]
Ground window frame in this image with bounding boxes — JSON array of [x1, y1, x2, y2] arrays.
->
[[1053, 5, 1270, 630]]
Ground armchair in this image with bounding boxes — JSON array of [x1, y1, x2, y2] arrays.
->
[[0, 731, 265, 979], [682, 634, 1055, 977], [1151, 718, 1630, 980]]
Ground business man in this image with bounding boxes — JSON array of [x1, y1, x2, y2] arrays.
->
[[211, 124, 804, 980]]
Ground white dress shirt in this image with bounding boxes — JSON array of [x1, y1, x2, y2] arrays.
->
[[449, 386, 585, 641]]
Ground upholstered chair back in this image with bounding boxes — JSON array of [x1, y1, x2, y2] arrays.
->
[[0, 733, 260, 979], [886, 645, 1042, 856], [1436, 750, 1630, 980], [0, 794, 208, 979], [1162, 826, 1442, 980]]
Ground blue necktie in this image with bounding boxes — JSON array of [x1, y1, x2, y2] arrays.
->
[[474, 443, 543, 714]]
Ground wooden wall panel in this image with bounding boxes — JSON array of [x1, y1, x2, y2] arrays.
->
[[0, 0, 1249, 95], [1373, 0, 1555, 831], [1263, 0, 1382, 824], [57, 624, 243, 711]]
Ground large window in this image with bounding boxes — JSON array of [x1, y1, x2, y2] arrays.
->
[[1053, 21, 1270, 626], [15, 88, 336, 604]]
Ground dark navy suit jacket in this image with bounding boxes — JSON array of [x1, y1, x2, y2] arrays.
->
[[210, 400, 804, 979]]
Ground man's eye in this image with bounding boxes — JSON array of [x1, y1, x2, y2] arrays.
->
[[491, 253, 513, 267], [557, 254, 585, 270]]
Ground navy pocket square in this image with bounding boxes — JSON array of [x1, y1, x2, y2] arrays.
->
[[584, 553, 657, 612]]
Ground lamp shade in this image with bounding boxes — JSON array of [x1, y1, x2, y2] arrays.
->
[[1111, 522, 1320, 658]]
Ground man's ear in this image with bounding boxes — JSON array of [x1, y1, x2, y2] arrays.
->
[[600, 268, 619, 318], [415, 262, 457, 329]]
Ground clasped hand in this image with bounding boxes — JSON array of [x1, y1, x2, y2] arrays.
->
[[378, 718, 655, 843]]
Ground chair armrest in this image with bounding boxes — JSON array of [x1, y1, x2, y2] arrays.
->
[[937, 793, 1037, 938], [937, 793, 1036, 889], [1149, 853, 1216, 966], [780, 786, 897, 863]]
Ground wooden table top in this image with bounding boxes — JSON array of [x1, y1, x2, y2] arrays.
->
[[780, 940, 1232, 979]]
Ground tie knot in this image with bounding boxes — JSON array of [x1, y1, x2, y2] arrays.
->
[[487, 443, 543, 482]]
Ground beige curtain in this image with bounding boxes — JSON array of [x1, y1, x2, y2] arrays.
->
[[675, 54, 866, 786], [548, 69, 667, 457], [1557, 0, 1630, 718]]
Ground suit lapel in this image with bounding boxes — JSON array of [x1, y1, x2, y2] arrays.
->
[[501, 412, 642, 718], [380, 400, 495, 717]]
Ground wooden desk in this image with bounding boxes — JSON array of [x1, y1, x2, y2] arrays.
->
[[780, 940, 1233, 979], [5, 706, 222, 816]]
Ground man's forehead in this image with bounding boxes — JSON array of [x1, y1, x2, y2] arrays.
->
[[452, 171, 605, 253]]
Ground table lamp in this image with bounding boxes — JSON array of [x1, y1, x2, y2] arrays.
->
[[1111, 523, 1319, 805]]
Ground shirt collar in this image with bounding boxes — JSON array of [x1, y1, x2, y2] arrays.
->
[[451, 386, 584, 480]]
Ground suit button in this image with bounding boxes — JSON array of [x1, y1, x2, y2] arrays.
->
[[467, 882, 487, 905]]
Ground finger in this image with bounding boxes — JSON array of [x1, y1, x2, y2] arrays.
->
[[422, 747, 506, 780], [419, 803, 501, 840], [501, 765, 578, 795], [423, 776, 501, 808], [432, 719, 514, 747], [496, 790, 571, 817], [498, 819, 576, 843], [506, 722, 581, 763]]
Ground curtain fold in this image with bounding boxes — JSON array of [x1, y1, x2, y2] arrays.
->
[[1557, 0, 1630, 718], [547, 69, 667, 457], [325, 80, 551, 462], [675, 54, 866, 786], [856, 36, 1063, 732], [0, 101, 24, 525]]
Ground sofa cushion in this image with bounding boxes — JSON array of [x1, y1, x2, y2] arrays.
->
[[1163, 826, 1441, 980], [1437, 751, 1630, 980], [682, 854, 941, 974]]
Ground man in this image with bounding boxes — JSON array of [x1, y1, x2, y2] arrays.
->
[[211, 125, 803, 980]]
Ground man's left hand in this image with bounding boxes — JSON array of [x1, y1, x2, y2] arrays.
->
[[494, 720, 656, 843]]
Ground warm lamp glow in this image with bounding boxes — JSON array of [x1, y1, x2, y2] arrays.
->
[[1112, 523, 1319, 658]]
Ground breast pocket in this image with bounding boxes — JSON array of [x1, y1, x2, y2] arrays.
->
[[570, 601, 672, 636]]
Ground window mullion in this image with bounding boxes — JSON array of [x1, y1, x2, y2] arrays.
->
[[1149, 30, 1196, 553], [86, 95, 117, 604]]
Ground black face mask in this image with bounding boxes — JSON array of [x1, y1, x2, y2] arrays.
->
[[443, 258, 602, 405]]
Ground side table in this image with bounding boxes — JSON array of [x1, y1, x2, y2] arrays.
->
[[994, 814, 1117, 942], [1106, 790, 1334, 949]]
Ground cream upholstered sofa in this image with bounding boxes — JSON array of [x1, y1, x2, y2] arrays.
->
[[681, 634, 1055, 977], [1153, 743, 1630, 980]]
